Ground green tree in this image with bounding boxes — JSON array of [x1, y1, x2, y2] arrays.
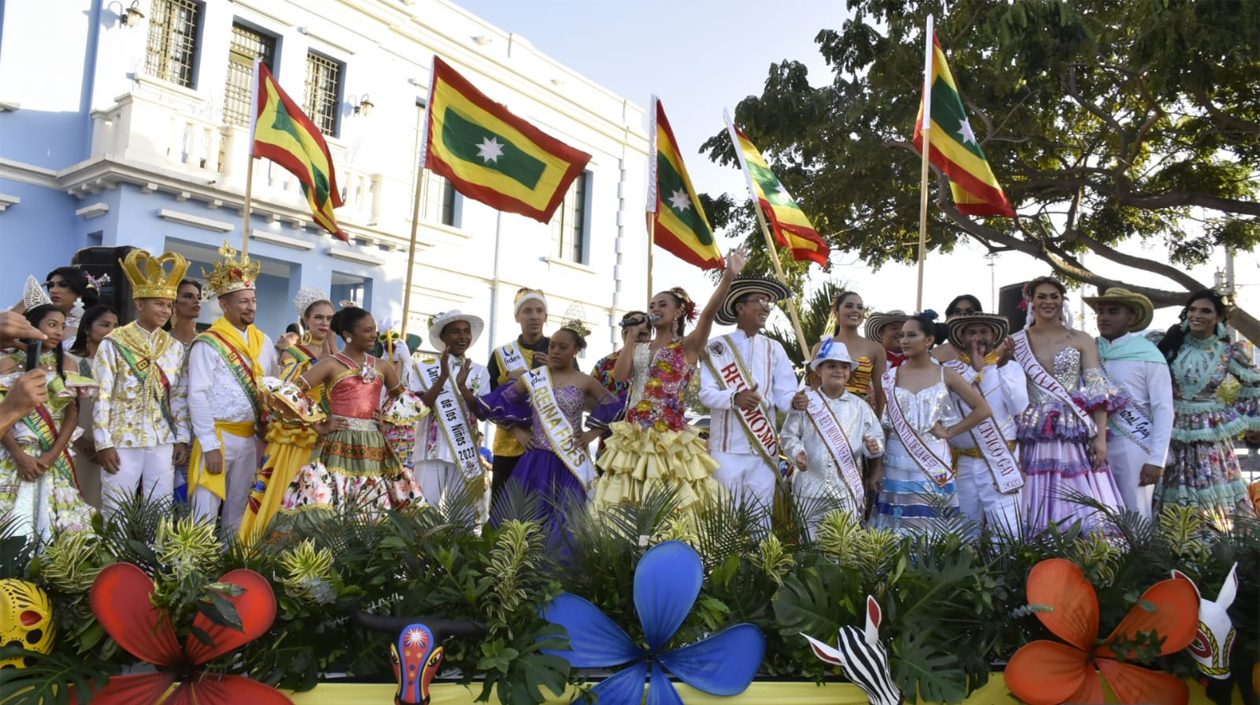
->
[[702, 0, 1260, 344]]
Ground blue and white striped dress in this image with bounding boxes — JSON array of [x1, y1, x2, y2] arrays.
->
[[873, 368, 960, 534]]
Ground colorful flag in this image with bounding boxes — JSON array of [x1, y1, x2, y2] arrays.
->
[[421, 56, 592, 223], [724, 113, 830, 266], [648, 98, 724, 270], [913, 32, 1016, 218], [251, 63, 347, 242]]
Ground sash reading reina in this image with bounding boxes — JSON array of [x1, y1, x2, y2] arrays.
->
[[525, 368, 596, 486]]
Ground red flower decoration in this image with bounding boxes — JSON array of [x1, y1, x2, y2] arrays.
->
[[86, 563, 292, 705], [1005, 559, 1199, 705]]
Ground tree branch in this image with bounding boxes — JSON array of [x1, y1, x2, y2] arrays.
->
[[1066, 228, 1208, 292], [1117, 191, 1260, 217], [1190, 86, 1260, 135], [1066, 65, 1128, 159]]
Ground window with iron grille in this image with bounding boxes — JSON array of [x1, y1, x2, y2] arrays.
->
[[304, 52, 342, 137], [145, 0, 201, 88], [550, 172, 589, 263], [223, 23, 276, 128]]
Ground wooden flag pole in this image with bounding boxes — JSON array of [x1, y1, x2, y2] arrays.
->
[[401, 170, 428, 339], [647, 214, 656, 301], [242, 58, 262, 258], [914, 14, 935, 312], [751, 201, 810, 356]]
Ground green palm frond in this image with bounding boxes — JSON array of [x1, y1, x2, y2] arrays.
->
[[765, 281, 850, 368]]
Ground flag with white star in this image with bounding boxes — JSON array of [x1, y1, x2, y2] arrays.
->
[[913, 32, 1016, 218], [647, 98, 724, 270], [421, 57, 592, 223]]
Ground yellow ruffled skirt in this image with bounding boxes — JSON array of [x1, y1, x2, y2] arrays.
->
[[592, 421, 722, 513], [239, 423, 319, 541]]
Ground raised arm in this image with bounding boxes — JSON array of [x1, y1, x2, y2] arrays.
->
[[936, 366, 992, 440], [682, 246, 749, 363]]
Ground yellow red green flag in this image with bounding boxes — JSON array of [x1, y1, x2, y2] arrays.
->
[[648, 98, 724, 270]]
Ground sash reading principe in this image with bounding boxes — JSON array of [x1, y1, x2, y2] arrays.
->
[[943, 360, 1024, 493], [702, 335, 779, 470], [804, 390, 864, 508], [882, 368, 952, 486], [416, 357, 483, 479], [525, 368, 596, 487], [1010, 331, 1096, 435]]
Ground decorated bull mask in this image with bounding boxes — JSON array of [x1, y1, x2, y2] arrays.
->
[[351, 607, 486, 705], [802, 595, 904, 705], [1173, 564, 1239, 679], [0, 579, 55, 669]]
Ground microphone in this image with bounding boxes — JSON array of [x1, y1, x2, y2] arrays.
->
[[619, 313, 660, 328]]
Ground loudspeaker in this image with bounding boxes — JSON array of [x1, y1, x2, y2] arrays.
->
[[71, 246, 136, 323], [998, 283, 1027, 333]]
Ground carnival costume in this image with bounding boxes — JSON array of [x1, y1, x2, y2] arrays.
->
[[0, 352, 96, 540], [92, 249, 192, 517], [873, 365, 961, 534], [238, 287, 332, 539], [846, 355, 875, 403], [1149, 327, 1260, 524], [593, 339, 720, 512], [280, 354, 424, 516], [1010, 330, 1126, 535], [186, 242, 278, 535]]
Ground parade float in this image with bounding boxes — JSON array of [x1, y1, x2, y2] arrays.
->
[[0, 490, 1255, 705]]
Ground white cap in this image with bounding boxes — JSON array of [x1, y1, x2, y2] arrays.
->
[[810, 337, 857, 371]]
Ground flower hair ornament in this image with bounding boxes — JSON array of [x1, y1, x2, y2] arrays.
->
[[669, 287, 698, 322], [919, 309, 939, 321], [85, 272, 110, 291]]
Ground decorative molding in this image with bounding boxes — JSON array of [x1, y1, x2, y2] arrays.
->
[[251, 230, 316, 251], [327, 245, 384, 266], [0, 193, 20, 212], [410, 284, 472, 305], [0, 158, 58, 189], [75, 202, 110, 219], [542, 256, 596, 276], [0, 101, 19, 112], [157, 208, 235, 232]]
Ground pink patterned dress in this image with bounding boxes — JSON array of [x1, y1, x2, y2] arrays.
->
[[592, 340, 720, 512]]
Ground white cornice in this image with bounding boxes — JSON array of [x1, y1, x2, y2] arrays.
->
[[158, 208, 235, 232], [0, 158, 58, 188], [76, 202, 110, 219], [0, 193, 20, 212], [327, 244, 385, 266], [250, 230, 317, 250]]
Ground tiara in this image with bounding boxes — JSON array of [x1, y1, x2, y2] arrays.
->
[[561, 302, 590, 338], [293, 286, 329, 321], [23, 275, 52, 310]]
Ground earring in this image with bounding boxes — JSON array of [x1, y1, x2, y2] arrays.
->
[[1179, 319, 1190, 332], [1216, 322, 1226, 338]]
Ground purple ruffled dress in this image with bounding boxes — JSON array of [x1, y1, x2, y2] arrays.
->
[[1014, 345, 1126, 535]]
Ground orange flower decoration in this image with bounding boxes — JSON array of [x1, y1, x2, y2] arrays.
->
[[1005, 559, 1199, 705], [86, 563, 292, 705]]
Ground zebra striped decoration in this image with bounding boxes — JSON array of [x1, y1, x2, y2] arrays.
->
[[802, 595, 904, 705]]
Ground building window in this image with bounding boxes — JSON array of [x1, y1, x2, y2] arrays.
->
[[144, 0, 201, 88], [422, 173, 458, 227], [550, 171, 589, 263], [223, 23, 276, 128], [330, 271, 371, 310], [304, 52, 342, 137]]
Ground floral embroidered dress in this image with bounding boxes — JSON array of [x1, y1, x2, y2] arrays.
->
[[1014, 345, 1126, 535], [0, 352, 97, 541], [1150, 333, 1260, 525], [280, 355, 423, 517], [592, 340, 720, 512]]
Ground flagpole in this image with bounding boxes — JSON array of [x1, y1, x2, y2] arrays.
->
[[645, 96, 660, 303], [723, 110, 810, 355], [403, 57, 439, 340], [915, 14, 935, 312], [242, 59, 262, 258]]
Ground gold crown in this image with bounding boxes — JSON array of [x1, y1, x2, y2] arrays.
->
[[202, 241, 260, 297], [120, 249, 190, 300]]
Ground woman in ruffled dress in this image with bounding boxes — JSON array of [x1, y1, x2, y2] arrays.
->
[[591, 247, 750, 513], [279, 307, 423, 517], [239, 289, 336, 538], [1151, 290, 1259, 526], [1011, 277, 1126, 535], [480, 318, 620, 534], [0, 305, 97, 540]]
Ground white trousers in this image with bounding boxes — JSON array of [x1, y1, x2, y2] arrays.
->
[[711, 451, 777, 531], [1108, 434, 1154, 520], [101, 444, 174, 518], [416, 459, 488, 525], [954, 454, 1022, 538], [191, 433, 260, 535]]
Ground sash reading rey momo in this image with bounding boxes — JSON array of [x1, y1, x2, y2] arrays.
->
[[1010, 331, 1096, 435], [525, 368, 596, 487], [804, 390, 865, 508], [416, 357, 483, 480], [943, 360, 1024, 493], [702, 336, 779, 470], [882, 368, 952, 486]]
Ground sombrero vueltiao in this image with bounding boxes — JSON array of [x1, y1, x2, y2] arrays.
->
[[863, 310, 909, 342], [427, 310, 485, 353], [947, 314, 1011, 349], [715, 276, 791, 326], [1081, 287, 1154, 333]]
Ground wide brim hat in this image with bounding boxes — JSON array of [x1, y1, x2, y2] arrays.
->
[[810, 338, 858, 371], [715, 276, 791, 326], [947, 314, 1011, 348], [427, 310, 485, 353], [1081, 287, 1154, 332], [863, 311, 909, 341]]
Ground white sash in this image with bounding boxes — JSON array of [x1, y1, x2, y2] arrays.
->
[[495, 342, 529, 380], [1010, 331, 1096, 435], [416, 358, 483, 480], [702, 335, 779, 469], [882, 368, 952, 486], [525, 368, 596, 487], [804, 390, 864, 508], [1105, 387, 1154, 454], [944, 360, 1024, 493]]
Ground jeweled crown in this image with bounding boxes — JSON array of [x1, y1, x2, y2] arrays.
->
[[202, 241, 260, 298], [120, 249, 190, 300]]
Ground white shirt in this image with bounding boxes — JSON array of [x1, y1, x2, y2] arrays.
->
[[409, 355, 491, 464], [1099, 333, 1174, 467], [91, 323, 191, 450], [949, 360, 1029, 450], [781, 391, 883, 501], [699, 330, 798, 455], [187, 327, 278, 452]]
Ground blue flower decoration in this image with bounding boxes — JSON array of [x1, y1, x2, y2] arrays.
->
[[816, 336, 835, 360], [542, 541, 766, 705], [922, 308, 939, 321]]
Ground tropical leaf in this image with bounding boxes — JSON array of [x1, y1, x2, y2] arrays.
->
[[0, 645, 116, 705], [890, 627, 968, 704]]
